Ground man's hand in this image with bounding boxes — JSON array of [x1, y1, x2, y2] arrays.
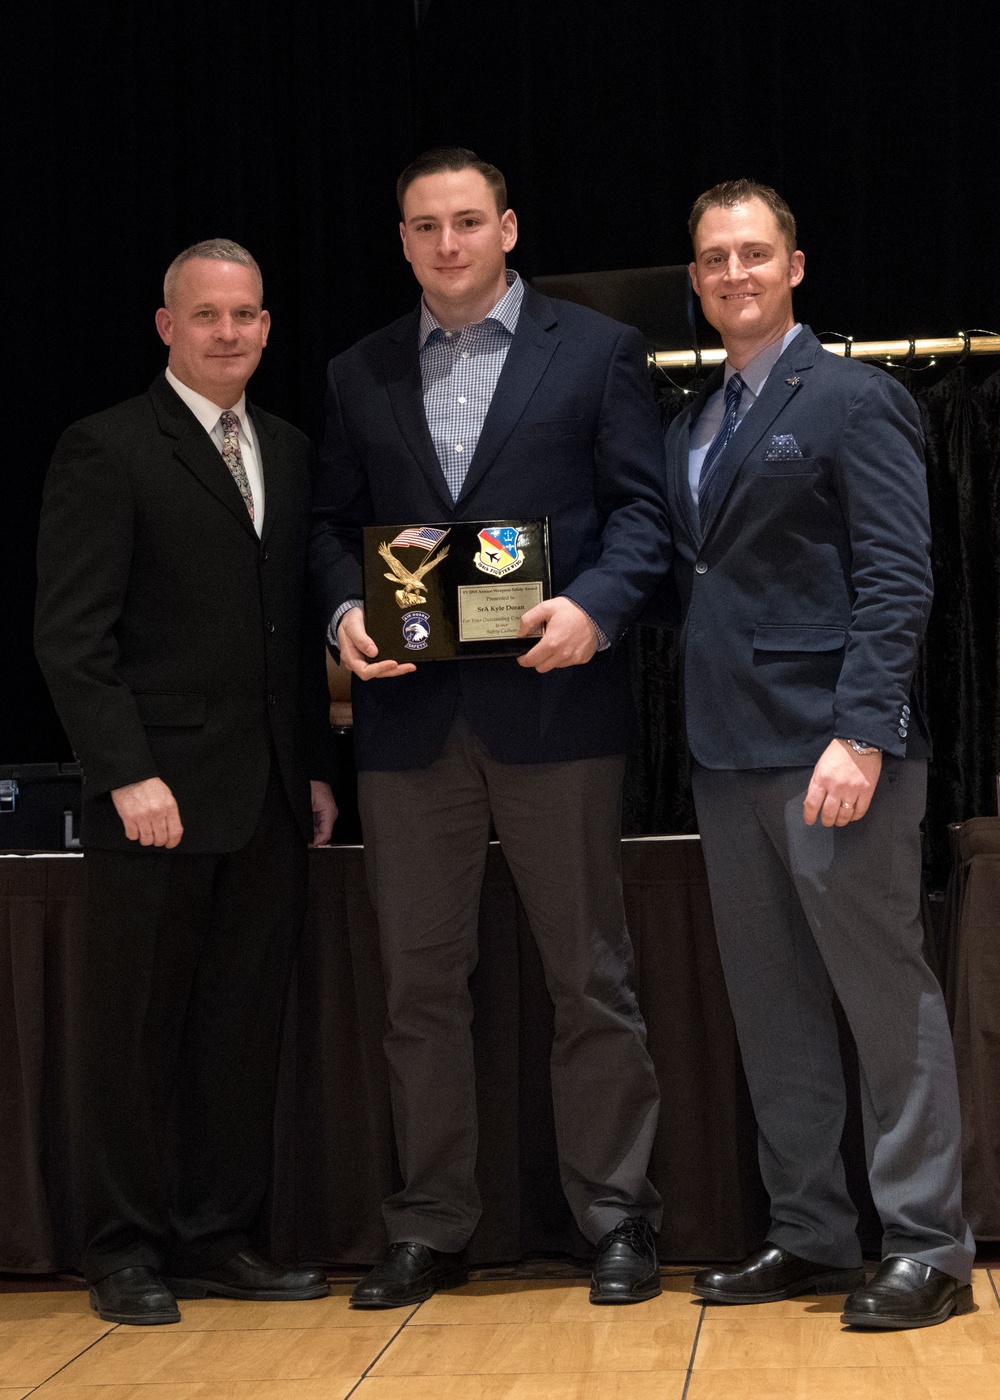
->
[[111, 777, 183, 847], [803, 740, 883, 828], [516, 597, 599, 672], [310, 781, 338, 847], [337, 606, 416, 680]]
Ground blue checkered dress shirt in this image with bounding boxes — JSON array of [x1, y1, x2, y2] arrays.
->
[[419, 269, 524, 500], [328, 269, 606, 651]]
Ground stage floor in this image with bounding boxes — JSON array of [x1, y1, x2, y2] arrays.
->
[[1, 1266, 998, 1398]]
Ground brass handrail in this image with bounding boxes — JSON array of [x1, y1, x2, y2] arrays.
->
[[651, 333, 1000, 371]]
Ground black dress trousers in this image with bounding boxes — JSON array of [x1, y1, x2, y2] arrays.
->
[[74, 764, 307, 1283]]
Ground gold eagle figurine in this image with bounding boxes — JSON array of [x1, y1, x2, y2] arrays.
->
[[379, 539, 451, 609]]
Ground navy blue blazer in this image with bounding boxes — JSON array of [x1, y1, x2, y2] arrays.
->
[[663, 326, 933, 769], [310, 283, 670, 771]]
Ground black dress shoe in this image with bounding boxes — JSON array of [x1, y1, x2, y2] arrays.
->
[[164, 1248, 328, 1301], [350, 1242, 468, 1309], [692, 1243, 865, 1304], [841, 1256, 975, 1329], [88, 1266, 181, 1325], [590, 1216, 661, 1305]]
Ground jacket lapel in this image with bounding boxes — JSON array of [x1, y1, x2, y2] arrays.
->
[[699, 329, 819, 539], [383, 310, 455, 514], [455, 287, 558, 506], [252, 407, 282, 547], [675, 369, 722, 544], [149, 374, 258, 540]]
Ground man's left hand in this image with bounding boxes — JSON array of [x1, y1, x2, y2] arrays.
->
[[516, 597, 599, 672], [310, 781, 338, 846], [803, 740, 883, 827]]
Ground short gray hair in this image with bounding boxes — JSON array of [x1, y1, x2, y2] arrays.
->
[[163, 238, 263, 307]]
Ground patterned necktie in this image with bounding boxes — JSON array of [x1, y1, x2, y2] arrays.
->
[[219, 410, 254, 522], [698, 371, 746, 527]]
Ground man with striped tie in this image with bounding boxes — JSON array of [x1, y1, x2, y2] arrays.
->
[[35, 241, 336, 1325], [662, 181, 973, 1329]]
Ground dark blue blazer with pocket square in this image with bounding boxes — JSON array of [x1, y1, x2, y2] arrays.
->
[[310, 284, 671, 772], [663, 325, 933, 769]]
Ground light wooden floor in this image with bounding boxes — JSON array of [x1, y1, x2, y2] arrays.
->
[[2, 1268, 999, 1400]]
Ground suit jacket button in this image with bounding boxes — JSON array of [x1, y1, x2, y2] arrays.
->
[[898, 725, 907, 736], [695, 561, 708, 575], [902, 704, 910, 717], [268, 621, 276, 634]]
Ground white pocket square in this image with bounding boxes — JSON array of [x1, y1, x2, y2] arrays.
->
[[763, 433, 804, 461]]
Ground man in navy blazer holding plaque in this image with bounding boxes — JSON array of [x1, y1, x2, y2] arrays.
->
[[310, 148, 670, 1307], [663, 180, 973, 1329]]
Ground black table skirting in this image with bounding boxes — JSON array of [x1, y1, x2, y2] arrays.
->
[[0, 838, 915, 1273]]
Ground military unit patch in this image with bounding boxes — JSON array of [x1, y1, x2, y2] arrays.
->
[[474, 526, 525, 578]]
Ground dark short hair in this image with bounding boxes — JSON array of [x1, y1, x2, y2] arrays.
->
[[396, 147, 508, 217], [688, 180, 797, 254], [163, 238, 263, 307]]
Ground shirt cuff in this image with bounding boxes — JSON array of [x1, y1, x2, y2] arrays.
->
[[327, 599, 364, 653], [564, 597, 610, 652]]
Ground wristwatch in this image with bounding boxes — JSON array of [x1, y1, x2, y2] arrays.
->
[[840, 737, 881, 756]]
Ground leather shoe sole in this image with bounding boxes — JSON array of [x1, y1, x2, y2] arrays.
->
[[88, 1290, 181, 1325], [842, 1260, 975, 1330], [351, 1262, 468, 1309], [842, 1282, 973, 1329], [589, 1273, 661, 1305], [694, 1266, 865, 1305], [167, 1276, 328, 1301], [351, 1243, 469, 1309], [164, 1252, 328, 1302], [693, 1254, 865, 1305], [88, 1267, 180, 1326]]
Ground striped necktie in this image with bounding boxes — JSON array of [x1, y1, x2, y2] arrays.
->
[[698, 371, 746, 527], [219, 410, 254, 522]]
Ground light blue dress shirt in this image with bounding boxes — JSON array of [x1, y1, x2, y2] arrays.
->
[[419, 270, 524, 501], [688, 324, 802, 505]]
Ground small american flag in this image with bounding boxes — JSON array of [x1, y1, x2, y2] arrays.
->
[[391, 526, 448, 550]]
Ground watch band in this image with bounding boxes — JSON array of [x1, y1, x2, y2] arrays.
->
[[841, 737, 881, 756]]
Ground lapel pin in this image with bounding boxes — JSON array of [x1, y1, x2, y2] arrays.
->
[[785, 376, 801, 387]]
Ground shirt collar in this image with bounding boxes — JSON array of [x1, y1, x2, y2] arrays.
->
[[724, 323, 802, 400], [165, 367, 249, 436], [419, 269, 524, 349]]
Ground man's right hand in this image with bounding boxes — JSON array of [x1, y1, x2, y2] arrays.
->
[[111, 777, 183, 848], [337, 606, 416, 680]]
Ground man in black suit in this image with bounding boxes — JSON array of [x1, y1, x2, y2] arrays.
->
[[311, 149, 669, 1308], [35, 240, 337, 1325], [662, 182, 974, 1328]]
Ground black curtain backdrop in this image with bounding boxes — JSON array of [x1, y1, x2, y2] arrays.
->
[[5, 3, 1000, 856]]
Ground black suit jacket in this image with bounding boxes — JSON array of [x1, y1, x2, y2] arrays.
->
[[663, 327, 932, 768], [35, 374, 327, 852], [310, 284, 670, 771]]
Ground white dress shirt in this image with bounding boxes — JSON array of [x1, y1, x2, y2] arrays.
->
[[166, 367, 265, 536]]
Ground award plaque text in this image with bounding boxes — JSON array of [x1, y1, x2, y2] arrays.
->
[[362, 519, 551, 662]]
